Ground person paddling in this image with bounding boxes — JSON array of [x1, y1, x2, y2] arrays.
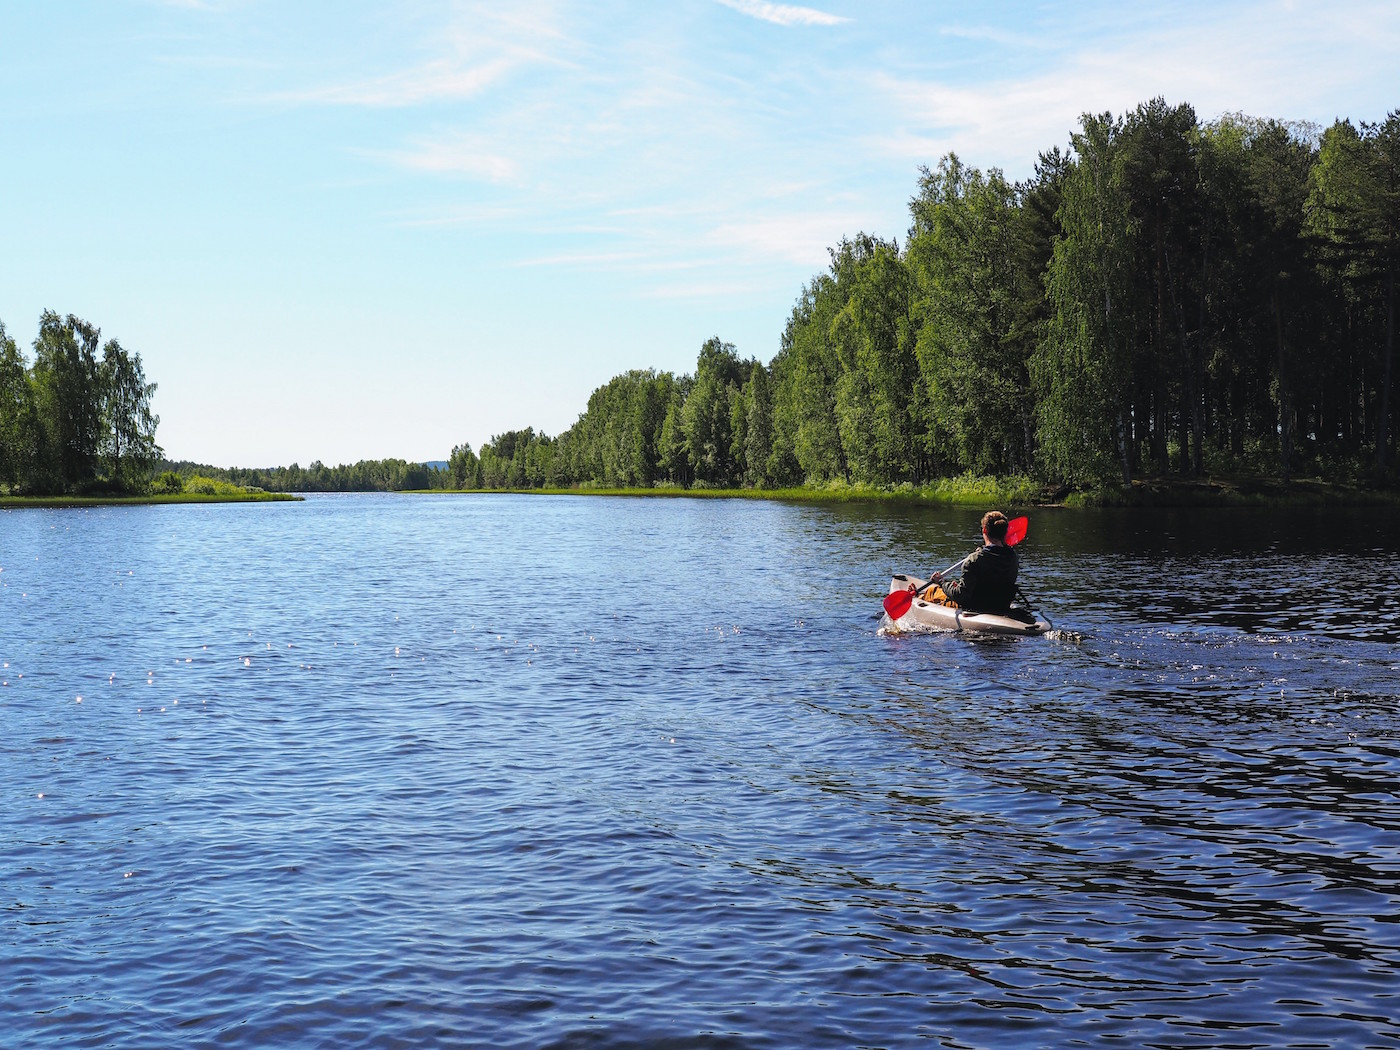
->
[[928, 510, 1019, 614]]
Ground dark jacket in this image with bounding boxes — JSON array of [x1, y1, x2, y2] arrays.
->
[[946, 544, 1019, 613]]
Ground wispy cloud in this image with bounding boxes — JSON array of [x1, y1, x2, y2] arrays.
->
[[390, 203, 529, 229], [512, 250, 648, 269], [865, 0, 1400, 177], [706, 211, 870, 267], [273, 3, 572, 108], [379, 133, 518, 182], [643, 278, 783, 300], [935, 24, 1054, 50], [284, 56, 519, 107], [715, 0, 850, 28]]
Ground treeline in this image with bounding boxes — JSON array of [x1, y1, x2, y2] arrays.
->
[[1, 312, 161, 495], [444, 348, 771, 489], [450, 99, 1399, 491], [162, 458, 450, 492]]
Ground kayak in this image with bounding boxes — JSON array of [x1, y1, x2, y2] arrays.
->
[[885, 574, 1052, 636]]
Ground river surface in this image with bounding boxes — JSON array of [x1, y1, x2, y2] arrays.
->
[[2, 494, 1398, 1049]]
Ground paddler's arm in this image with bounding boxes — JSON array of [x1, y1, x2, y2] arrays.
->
[[940, 547, 983, 603]]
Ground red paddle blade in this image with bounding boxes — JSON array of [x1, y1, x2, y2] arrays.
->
[[883, 588, 915, 620], [1006, 515, 1028, 546]]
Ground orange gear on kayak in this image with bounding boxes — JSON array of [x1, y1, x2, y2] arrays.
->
[[920, 583, 956, 607]]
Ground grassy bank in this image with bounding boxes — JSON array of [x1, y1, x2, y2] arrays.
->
[[420, 475, 1045, 506], [1, 472, 302, 508], [14, 474, 1386, 509], [1063, 475, 1400, 508], [417, 473, 1398, 508], [1, 492, 300, 509]]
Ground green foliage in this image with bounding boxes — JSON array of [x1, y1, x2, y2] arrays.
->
[[683, 339, 744, 485], [185, 474, 247, 495], [657, 387, 691, 486], [829, 236, 916, 483], [908, 155, 1037, 476], [0, 312, 164, 495], [1307, 113, 1400, 473], [162, 458, 452, 493], [559, 370, 675, 487], [31, 312, 104, 490], [1032, 112, 1136, 484], [100, 339, 161, 490], [1118, 98, 1200, 475], [742, 361, 774, 486], [915, 472, 1043, 505], [770, 273, 847, 483], [0, 320, 35, 492], [151, 470, 185, 494], [448, 442, 481, 489]]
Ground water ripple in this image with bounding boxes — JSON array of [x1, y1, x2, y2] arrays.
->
[[3, 497, 1398, 1048]]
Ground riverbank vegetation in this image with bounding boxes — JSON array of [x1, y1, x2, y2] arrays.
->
[[443, 100, 1398, 501], [434, 473, 1047, 506], [0, 314, 285, 504], [1, 312, 163, 496], [422, 476, 1397, 509], [159, 458, 450, 493], [0, 489, 296, 508]]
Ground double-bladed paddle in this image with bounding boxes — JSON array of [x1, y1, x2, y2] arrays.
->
[[882, 515, 1028, 621]]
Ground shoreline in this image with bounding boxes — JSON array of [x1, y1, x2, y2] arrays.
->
[[1, 492, 301, 509], [8, 477, 1392, 510], [413, 475, 1400, 509]]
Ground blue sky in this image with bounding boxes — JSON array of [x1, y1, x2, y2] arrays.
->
[[2, 0, 1396, 467]]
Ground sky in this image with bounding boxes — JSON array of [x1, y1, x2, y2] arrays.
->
[[1, 1, 1397, 467]]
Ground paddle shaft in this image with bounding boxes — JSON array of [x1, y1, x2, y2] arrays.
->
[[913, 555, 969, 599], [933, 554, 969, 582]]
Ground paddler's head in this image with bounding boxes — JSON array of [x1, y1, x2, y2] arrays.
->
[[981, 510, 1009, 546]]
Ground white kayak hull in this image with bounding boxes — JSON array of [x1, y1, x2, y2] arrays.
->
[[887, 574, 1051, 636]]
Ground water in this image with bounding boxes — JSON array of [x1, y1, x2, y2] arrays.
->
[[2, 494, 1398, 1049]]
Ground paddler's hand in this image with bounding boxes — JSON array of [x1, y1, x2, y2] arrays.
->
[[930, 572, 943, 585]]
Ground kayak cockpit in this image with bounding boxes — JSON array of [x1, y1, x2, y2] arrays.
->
[[886, 573, 1051, 636]]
